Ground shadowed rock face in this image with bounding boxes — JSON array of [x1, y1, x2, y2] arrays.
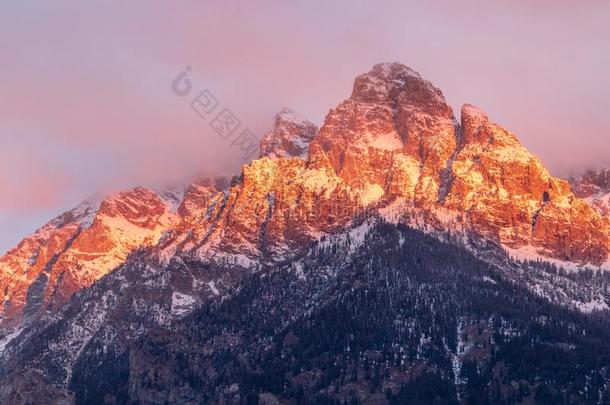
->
[[1, 62, 609, 331], [572, 168, 610, 198], [259, 109, 318, 159], [571, 168, 610, 219]]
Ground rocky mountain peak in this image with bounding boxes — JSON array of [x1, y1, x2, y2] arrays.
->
[[176, 176, 229, 218], [306, 63, 458, 213], [3, 61, 610, 403], [351, 63, 453, 118], [2, 62, 610, 333], [96, 187, 168, 227], [258, 108, 318, 159], [0, 186, 179, 328]]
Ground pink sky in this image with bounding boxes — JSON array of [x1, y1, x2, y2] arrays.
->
[[1, 0, 609, 254]]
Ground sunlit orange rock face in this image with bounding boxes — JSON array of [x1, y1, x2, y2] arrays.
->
[[309, 63, 457, 207], [0, 188, 177, 328], [1, 62, 609, 330], [162, 63, 609, 267], [444, 105, 609, 263]]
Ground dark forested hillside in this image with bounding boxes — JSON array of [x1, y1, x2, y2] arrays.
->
[[35, 222, 610, 404]]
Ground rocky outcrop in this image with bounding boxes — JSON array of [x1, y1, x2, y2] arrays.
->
[[167, 63, 609, 268], [259, 109, 318, 159], [444, 104, 609, 264], [308, 63, 457, 206]]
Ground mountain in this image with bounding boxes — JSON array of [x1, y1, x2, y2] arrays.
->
[[571, 168, 610, 219], [2, 63, 608, 331], [1, 62, 610, 404], [259, 109, 318, 159], [0, 187, 182, 329], [2, 222, 610, 404]]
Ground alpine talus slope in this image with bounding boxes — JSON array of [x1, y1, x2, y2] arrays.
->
[[1, 63, 609, 332]]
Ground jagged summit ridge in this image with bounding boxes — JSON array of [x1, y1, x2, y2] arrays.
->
[[1, 62, 609, 331], [166, 62, 609, 268]]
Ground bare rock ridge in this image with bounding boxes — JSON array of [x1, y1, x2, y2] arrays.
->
[[1, 62, 609, 330]]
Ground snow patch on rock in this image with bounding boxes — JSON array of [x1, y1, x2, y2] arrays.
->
[[171, 291, 197, 316], [504, 245, 597, 273], [0, 327, 23, 355]]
